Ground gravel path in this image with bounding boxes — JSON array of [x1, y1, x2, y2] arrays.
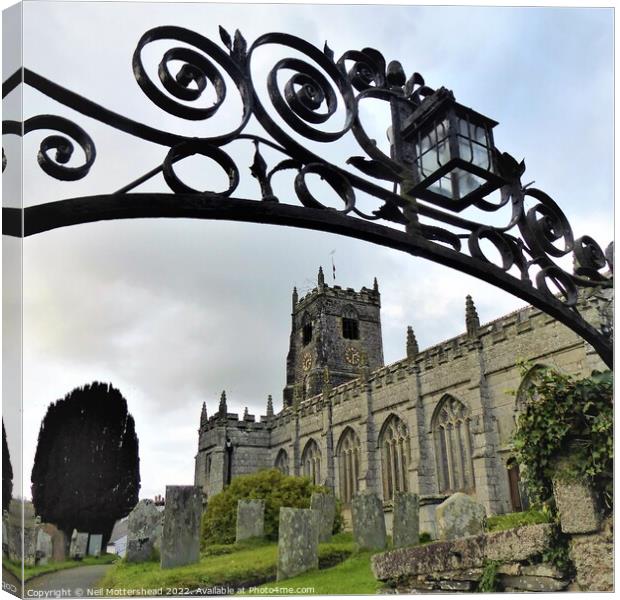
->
[[25, 564, 113, 598]]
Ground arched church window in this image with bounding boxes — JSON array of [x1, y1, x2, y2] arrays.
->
[[336, 427, 361, 503], [275, 448, 289, 475], [515, 364, 551, 414], [301, 439, 322, 485], [342, 305, 359, 340], [432, 395, 475, 493], [302, 313, 313, 346], [379, 415, 410, 501]]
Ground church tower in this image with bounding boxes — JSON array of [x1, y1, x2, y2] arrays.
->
[[283, 268, 384, 405]]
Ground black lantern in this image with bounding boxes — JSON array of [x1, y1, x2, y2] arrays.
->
[[400, 87, 505, 211]]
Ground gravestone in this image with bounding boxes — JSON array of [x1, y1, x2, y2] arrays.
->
[[23, 508, 39, 567], [310, 492, 336, 543], [41, 523, 67, 562], [69, 529, 89, 560], [552, 476, 600, 534], [277, 508, 320, 580], [160, 486, 202, 569], [236, 499, 265, 542], [393, 491, 420, 548], [36, 529, 53, 565], [126, 499, 164, 563], [351, 492, 386, 550], [436, 492, 486, 540], [88, 534, 103, 557]]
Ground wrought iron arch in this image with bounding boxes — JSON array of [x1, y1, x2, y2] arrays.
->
[[2, 25, 612, 367]]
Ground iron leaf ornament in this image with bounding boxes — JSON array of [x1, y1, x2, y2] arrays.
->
[[1, 25, 613, 367]]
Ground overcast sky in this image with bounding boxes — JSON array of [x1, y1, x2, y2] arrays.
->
[[2, 2, 613, 500]]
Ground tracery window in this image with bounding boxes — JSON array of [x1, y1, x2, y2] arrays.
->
[[275, 448, 289, 475], [336, 427, 361, 503], [301, 438, 322, 485], [432, 395, 475, 493], [379, 415, 410, 501], [515, 364, 549, 413]]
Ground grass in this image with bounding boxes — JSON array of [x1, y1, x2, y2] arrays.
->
[[486, 508, 551, 532], [240, 551, 381, 595], [99, 533, 356, 592], [3, 553, 118, 582]]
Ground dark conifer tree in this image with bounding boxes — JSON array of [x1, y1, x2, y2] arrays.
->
[[31, 382, 140, 543], [2, 421, 13, 510]]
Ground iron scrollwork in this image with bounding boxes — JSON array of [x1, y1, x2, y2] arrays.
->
[[1, 25, 613, 367]]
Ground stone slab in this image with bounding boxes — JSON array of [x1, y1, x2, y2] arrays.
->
[[569, 517, 613, 591], [500, 575, 568, 592], [371, 523, 555, 582], [277, 507, 319, 580], [36, 530, 53, 566], [160, 486, 202, 569], [552, 478, 600, 534], [435, 493, 485, 541], [236, 499, 265, 542], [351, 492, 386, 551], [392, 492, 419, 548], [310, 493, 336, 543], [87, 534, 103, 556], [69, 530, 89, 560], [126, 499, 163, 563]]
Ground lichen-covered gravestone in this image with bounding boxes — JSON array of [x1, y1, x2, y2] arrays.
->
[[87, 534, 103, 557], [552, 477, 600, 534], [36, 529, 53, 566], [160, 486, 202, 569], [436, 492, 486, 540], [69, 530, 89, 560], [277, 508, 320, 580], [393, 491, 419, 548], [236, 499, 265, 542], [126, 499, 164, 563], [310, 492, 336, 543], [351, 492, 386, 550]]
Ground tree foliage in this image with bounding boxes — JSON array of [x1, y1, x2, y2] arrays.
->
[[31, 382, 140, 542], [2, 421, 13, 509], [201, 468, 343, 545], [512, 367, 613, 512]]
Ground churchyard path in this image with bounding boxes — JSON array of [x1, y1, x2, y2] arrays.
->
[[25, 564, 113, 598]]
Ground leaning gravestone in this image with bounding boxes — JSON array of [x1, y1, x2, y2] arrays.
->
[[69, 529, 89, 560], [393, 491, 420, 548], [310, 492, 336, 543], [277, 507, 320, 580], [351, 492, 386, 550], [436, 492, 486, 540], [88, 534, 103, 557], [126, 499, 164, 563], [160, 486, 202, 569], [236, 499, 265, 542], [36, 529, 53, 566]]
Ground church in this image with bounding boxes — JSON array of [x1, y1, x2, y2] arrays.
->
[[194, 267, 609, 536]]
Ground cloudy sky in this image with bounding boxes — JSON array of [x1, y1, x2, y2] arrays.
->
[[2, 2, 613, 500]]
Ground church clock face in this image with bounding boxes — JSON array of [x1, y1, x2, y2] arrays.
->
[[302, 352, 313, 371], [344, 346, 361, 366]]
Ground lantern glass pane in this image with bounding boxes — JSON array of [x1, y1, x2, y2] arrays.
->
[[472, 143, 491, 170], [428, 174, 453, 198], [452, 168, 486, 199], [473, 124, 488, 146]]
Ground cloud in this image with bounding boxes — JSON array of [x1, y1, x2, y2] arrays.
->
[[8, 4, 613, 500]]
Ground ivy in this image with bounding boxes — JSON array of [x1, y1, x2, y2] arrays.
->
[[477, 560, 501, 592], [511, 366, 613, 513]]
